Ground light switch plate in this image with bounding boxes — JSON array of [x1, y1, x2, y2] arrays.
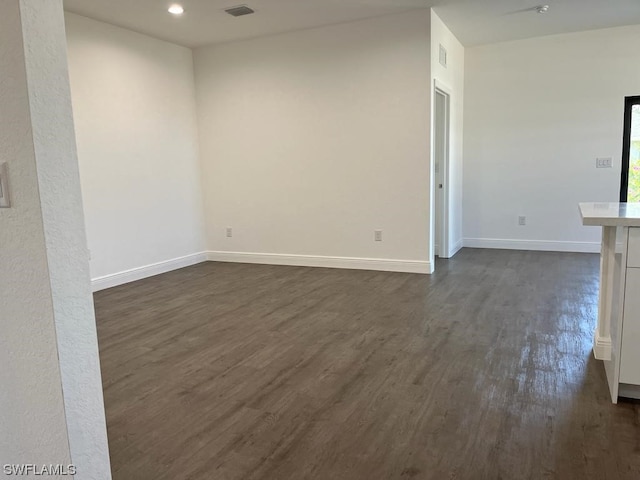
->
[[0, 162, 10, 208], [596, 157, 613, 168]]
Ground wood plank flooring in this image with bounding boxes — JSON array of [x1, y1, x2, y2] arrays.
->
[[94, 248, 640, 480]]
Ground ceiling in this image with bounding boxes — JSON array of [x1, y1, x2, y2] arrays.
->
[[62, 0, 640, 48], [435, 0, 640, 46]]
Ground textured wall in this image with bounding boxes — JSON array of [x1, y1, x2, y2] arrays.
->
[[0, 0, 73, 471], [0, 1, 111, 479]]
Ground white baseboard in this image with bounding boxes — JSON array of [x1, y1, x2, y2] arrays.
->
[[206, 251, 432, 274], [435, 240, 462, 259], [90, 239, 593, 291], [593, 333, 612, 361], [91, 252, 208, 292], [618, 383, 640, 400], [448, 239, 463, 258], [463, 238, 600, 253]]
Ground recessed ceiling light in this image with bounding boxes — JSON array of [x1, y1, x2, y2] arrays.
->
[[536, 5, 550, 14], [168, 4, 185, 15]]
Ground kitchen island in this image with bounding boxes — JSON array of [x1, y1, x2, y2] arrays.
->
[[579, 202, 640, 403]]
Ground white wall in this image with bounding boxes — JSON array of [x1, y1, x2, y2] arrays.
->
[[194, 11, 432, 273], [431, 10, 465, 258], [1, 1, 111, 478], [65, 13, 206, 288], [464, 25, 640, 252], [0, 0, 72, 470]]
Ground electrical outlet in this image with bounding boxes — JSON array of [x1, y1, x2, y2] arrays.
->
[[518, 216, 526, 226], [226, 227, 233, 238], [374, 230, 383, 242]]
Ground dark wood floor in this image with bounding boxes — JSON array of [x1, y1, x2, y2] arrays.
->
[[94, 248, 640, 480]]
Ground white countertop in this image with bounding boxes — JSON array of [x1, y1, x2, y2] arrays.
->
[[579, 202, 640, 227]]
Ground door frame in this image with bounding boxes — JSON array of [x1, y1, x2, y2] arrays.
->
[[432, 79, 452, 261], [620, 95, 640, 202]]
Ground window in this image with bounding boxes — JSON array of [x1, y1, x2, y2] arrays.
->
[[620, 96, 640, 202]]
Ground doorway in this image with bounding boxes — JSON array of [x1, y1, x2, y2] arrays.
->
[[434, 85, 450, 259], [620, 95, 640, 202]]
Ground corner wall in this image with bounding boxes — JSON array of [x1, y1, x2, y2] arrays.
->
[[1, 1, 111, 477], [194, 11, 432, 273], [463, 24, 640, 252], [65, 13, 206, 290], [0, 0, 72, 469], [431, 10, 465, 259]]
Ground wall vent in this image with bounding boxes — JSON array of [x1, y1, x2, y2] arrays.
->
[[439, 44, 447, 68], [225, 5, 255, 17]]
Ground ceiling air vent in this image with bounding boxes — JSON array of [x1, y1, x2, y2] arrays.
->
[[225, 5, 255, 17]]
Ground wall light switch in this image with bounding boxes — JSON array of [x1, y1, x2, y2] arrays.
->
[[596, 157, 613, 168], [0, 162, 10, 208]]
